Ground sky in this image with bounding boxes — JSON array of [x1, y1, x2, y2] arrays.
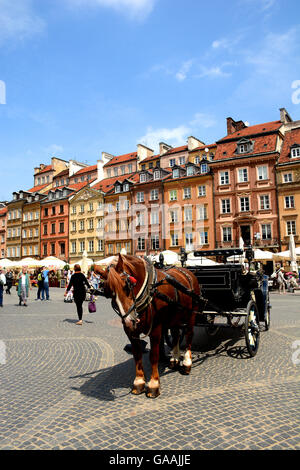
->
[[0, 0, 300, 200]]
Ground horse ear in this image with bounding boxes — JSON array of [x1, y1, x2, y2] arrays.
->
[[94, 266, 108, 280], [115, 254, 124, 273]]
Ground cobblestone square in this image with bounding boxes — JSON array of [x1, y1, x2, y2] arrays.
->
[[0, 288, 299, 450]]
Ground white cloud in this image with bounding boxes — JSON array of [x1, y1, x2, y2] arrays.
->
[[138, 113, 216, 151], [44, 144, 64, 155], [65, 0, 156, 19], [175, 60, 194, 82], [0, 0, 45, 46]]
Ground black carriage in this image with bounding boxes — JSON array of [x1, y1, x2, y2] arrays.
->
[[165, 247, 271, 357]]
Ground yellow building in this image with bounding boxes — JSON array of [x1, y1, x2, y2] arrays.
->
[[69, 186, 105, 264], [276, 126, 300, 250]]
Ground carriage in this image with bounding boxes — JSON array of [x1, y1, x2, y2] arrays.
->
[[165, 247, 271, 357]]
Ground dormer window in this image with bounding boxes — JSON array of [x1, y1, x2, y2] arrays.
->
[[291, 146, 300, 158], [173, 169, 180, 179], [169, 158, 176, 167], [115, 185, 121, 194], [200, 163, 208, 174], [153, 170, 160, 180], [140, 173, 146, 183], [186, 166, 194, 176], [49, 193, 53, 200], [236, 139, 253, 154], [56, 191, 60, 199], [123, 183, 129, 192]]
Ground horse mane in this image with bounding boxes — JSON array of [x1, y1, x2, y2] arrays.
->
[[107, 255, 145, 296]]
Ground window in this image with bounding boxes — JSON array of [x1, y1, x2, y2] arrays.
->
[[238, 168, 248, 182], [72, 221, 76, 231], [186, 166, 194, 176], [89, 219, 94, 230], [151, 210, 159, 225], [136, 192, 144, 203], [116, 201, 120, 211], [128, 164, 133, 173], [223, 227, 232, 242], [89, 203, 94, 212], [80, 220, 85, 230], [261, 224, 272, 240], [257, 166, 268, 180], [240, 197, 250, 212], [150, 189, 159, 201], [287, 220, 296, 235], [59, 222, 64, 233], [199, 231, 208, 245], [52, 206, 55, 215], [23, 247, 27, 256], [136, 212, 145, 226], [35, 228, 38, 237], [80, 204, 85, 213], [238, 143, 249, 153], [179, 156, 185, 165], [108, 243, 114, 254], [51, 223, 55, 234], [79, 241, 85, 252], [88, 240, 94, 252], [198, 185, 206, 197], [140, 173, 146, 183], [123, 184, 129, 192], [221, 199, 231, 214], [172, 169, 180, 179], [171, 233, 179, 246], [185, 232, 193, 250], [183, 187, 191, 199], [125, 242, 131, 254], [220, 171, 229, 185], [170, 209, 178, 223], [23, 230, 27, 239], [283, 173, 293, 183], [200, 163, 208, 174], [184, 207, 193, 222], [121, 165, 125, 175], [51, 243, 55, 255], [107, 169, 111, 178], [149, 162, 153, 169], [153, 170, 160, 180], [285, 196, 295, 209], [151, 235, 160, 250], [137, 237, 145, 251], [60, 243, 65, 255], [124, 200, 130, 211], [291, 147, 300, 158], [169, 159, 176, 167], [194, 156, 200, 164], [198, 205, 207, 220], [71, 242, 76, 253], [98, 239, 104, 251], [116, 242, 122, 253], [169, 190, 177, 201], [43, 225, 47, 236], [114, 168, 118, 176], [72, 206, 76, 214], [260, 195, 270, 210]]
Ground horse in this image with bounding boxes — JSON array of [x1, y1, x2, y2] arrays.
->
[[94, 254, 201, 398]]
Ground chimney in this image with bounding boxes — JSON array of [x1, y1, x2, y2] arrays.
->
[[187, 136, 205, 151], [159, 142, 173, 156], [102, 152, 114, 165], [137, 143, 154, 162], [96, 159, 104, 181], [226, 117, 247, 135], [280, 108, 293, 124]]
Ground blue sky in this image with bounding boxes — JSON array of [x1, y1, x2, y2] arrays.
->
[[0, 0, 300, 200]]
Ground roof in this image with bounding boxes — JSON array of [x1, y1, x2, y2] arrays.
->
[[191, 143, 217, 152], [278, 127, 300, 164], [53, 169, 69, 179], [73, 165, 97, 175], [0, 207, 7, 216], [140, 153, 160, 163], [35, 165, 53, 175], [93, 173, 138, 193], [103, 152, 137, 168], [163, 145, 188, 156], [28, 184, 48, 193], [218, 120, 282, 142]]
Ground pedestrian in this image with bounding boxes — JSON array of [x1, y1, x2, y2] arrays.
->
[[65, 264, 90, 325], [0, 267, 6, 307], [42, 266, 50, 300], [17, 267, 30, 306], [90, 270, 100, 290], [5, 269, 13, 295], [35, 268, 45, 301], [277, 268, 287, 295]]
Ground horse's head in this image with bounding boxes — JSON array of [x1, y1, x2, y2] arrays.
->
[[105, 254, 147, 331]]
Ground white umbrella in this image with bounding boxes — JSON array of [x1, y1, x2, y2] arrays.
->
[[289, 234, 298, 272], [253, 249, 274, 261], [0, 258, 14, 268], [70, 253, 94, 273], [95, 256, 118, 266], [274, 247, 300, 259], [39, 256, 66, 269], [15, 257, 41, 268], [153, 250, 179, 265]]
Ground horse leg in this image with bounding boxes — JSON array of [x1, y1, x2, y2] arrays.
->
[[130, 337, 146, 395], [181, 311, 196, 375], [169, 327, 181, 370], [147, 324, 162, 398]]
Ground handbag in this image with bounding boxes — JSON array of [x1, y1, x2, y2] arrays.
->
[[88, 295, 96, 313]]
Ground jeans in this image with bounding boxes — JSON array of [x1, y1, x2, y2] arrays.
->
[[0, 285, 3, 306], [44, 283, 49, 300], [37, 283, 45, 300]]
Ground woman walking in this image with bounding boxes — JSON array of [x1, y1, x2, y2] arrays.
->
[[18, 267, 30, 306], [66, 264, 90, 325]]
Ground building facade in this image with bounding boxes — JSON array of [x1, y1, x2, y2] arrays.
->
[[21, 192, 46, 258], [0, 205, 7, 259]]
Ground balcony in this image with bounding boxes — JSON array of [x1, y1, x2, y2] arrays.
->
[[216, 238, 280, 249]]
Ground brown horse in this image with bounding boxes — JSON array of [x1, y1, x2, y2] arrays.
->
[[95, 254, 200, 398]]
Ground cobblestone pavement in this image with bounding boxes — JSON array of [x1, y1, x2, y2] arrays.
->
[[0, 287, 299, 450]]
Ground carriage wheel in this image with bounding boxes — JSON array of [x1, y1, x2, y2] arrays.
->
[[164, 327, 185, 349], [245, 301, 260, 357]]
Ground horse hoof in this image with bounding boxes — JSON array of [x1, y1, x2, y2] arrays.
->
[[146, 387, 160, 399], [131, 383, 146, 395], [181, 365, 191, 375], [169, 359, 180, 370]]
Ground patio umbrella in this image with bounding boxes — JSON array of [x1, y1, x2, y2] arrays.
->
[[186, 256, 219, 266], [15, 257, 41, 268], [38, 256, 66, 269], [95, 256, 118, 266], [70, 252, 94, 274], [153, 250, 179, 265], [289, 234, 298, 272], [0, 258, 15, 268], [253, 249, 274, 261], [274, 247, 300, 259]]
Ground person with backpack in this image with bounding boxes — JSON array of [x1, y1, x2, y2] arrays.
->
[[35, 268, 45, 301]]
